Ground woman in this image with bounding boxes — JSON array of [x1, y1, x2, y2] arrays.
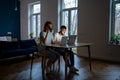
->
[[40, 21, 59, 74]]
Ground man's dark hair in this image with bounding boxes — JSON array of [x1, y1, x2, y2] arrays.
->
[[60, 25, 66, 29]]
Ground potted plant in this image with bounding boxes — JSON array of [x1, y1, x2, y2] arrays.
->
[[116, 34, 120, 44], [30, 32, 34, 39], [110, 34, 120, 44]]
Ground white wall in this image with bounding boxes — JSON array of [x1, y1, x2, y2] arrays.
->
[[20, 0, 120, 62], [20, 0, 58, 40], [78, 0, 120, 62], [41, 0, 58, 32]]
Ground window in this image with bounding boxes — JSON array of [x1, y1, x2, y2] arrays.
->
[[110, 0, 120, 40], [60, 0, 78, 36], [28, 2, 41, 38]]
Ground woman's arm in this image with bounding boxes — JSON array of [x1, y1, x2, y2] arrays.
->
[[40, 31, 49, 44]]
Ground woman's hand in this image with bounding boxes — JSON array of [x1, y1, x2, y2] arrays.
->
[[51, 38, 56, 44]]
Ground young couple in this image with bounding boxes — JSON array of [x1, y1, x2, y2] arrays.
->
[[40, 21, 78, 74]]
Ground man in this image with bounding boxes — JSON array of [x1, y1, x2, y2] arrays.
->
[[54, 25, 79, 73]]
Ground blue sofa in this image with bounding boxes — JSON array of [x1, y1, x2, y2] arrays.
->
[[0, 39, 38, 59], [0, 39, 38, 74]]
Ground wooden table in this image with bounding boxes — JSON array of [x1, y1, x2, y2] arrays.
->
[[46, 43, 92, 80]]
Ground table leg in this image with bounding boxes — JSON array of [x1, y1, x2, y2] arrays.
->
[[88, 45, 92, 71], [65, 52, 68, 80]]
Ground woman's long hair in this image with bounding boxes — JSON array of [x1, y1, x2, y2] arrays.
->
[[43, 21, 53, 32]]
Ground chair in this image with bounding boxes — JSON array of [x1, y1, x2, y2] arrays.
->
[[50, 52, 61, 72], [37, 44, 61, 75]]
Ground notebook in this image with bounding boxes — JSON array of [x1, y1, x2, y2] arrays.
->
[[67, 35, 77, 45], [60, 36, 68, 46]]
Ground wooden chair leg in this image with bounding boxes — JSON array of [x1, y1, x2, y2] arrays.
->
[[48, 56, 61, 72], [58, 56, 60, 72], [42, 56, 46, 75], [41, 54, 61, 74]]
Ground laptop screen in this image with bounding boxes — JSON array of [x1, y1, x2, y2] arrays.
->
[[68, 35, 77, 45], [60, 36, 68, 46]]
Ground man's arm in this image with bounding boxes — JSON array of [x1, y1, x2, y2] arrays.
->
[[54, 33, 61, 44]]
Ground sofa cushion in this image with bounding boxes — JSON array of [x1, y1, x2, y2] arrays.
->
[[0, 47, 37, 58], [0, 41, 19, 50], [20, 39, 37, 48], [0, 39, 38, 59]]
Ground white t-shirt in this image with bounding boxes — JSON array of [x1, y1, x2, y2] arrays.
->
[[40, 31, 53, 45], [54, 33, 63, 43]]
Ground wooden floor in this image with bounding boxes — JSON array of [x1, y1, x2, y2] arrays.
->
[[0, 55, 120, 80]]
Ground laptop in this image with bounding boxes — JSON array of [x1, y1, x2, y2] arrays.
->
[[60, 36, 68, 46], [67, 35, 77, 45]]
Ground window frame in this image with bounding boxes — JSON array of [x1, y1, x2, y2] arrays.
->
[[109, 0, 120, 41], [60, 0, 78, 36], [28, 1, 41, 38]]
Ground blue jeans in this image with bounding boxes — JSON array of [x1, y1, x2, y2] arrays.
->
[[55, 48, 74, 67]]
